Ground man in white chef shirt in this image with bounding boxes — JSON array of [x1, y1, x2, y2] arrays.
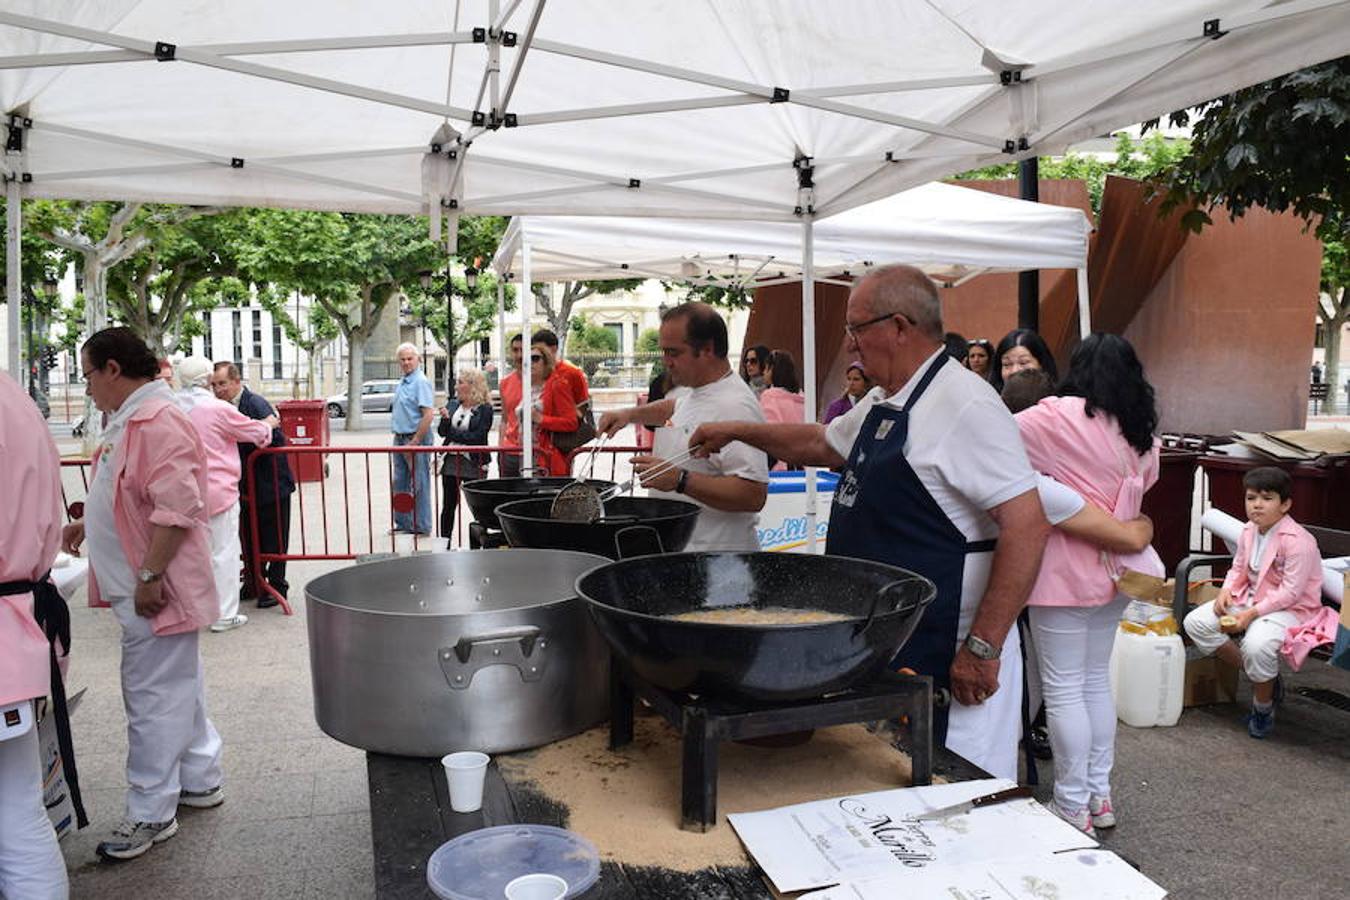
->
[[598, 302, 768, 551], [689, 265, 1050, 780]]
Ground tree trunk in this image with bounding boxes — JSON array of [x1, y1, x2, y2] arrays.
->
[[345, 331, 366, 432], [80, 253, 108, 455], [1322, 288, 1348, 410]]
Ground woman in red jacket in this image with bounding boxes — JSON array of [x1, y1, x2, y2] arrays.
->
[[529, 345, 580, 476]]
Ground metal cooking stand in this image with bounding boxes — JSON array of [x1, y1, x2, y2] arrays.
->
[[609, 660, 934, 832]]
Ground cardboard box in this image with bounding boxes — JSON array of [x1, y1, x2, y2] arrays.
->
[[1183, 646, 1239, 707]]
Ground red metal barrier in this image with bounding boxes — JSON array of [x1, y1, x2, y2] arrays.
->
[[59, 458, 91, 522], [242, 443, 646, 614]]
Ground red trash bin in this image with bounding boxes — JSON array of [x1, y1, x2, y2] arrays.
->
[[277, 399, 329, 483], [1199, 455, 1350, 530]]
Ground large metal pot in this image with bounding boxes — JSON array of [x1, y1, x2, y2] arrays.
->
[[461, 477, 617, 530], [575, 552, 935, 703], [495, 496, 701, 559], [307, 550, 611, 757]]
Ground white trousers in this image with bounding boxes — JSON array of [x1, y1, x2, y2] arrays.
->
[[1028, 595, 1127, 813], [109, 597, 223, 823], [208, 504, 242, 622], [946, 627, 1024, 782], [0, 705, 68, 900], [1184, 601, 1299, 684]]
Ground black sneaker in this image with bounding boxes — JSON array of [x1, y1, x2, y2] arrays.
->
[[96, 818, 178, 861], [1030, 725, 1054, 760], [256, 596, 280, 609]]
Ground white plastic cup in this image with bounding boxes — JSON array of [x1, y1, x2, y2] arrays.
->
[[441, 751, 490, 813], [504, 873, 568, 900]]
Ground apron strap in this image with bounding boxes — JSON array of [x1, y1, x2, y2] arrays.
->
[[901, 352, 950, 414], [0, 574, 90, 829]]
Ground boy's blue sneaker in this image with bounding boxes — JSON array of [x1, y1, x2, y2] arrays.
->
[[1246, 706, 1275, 739]]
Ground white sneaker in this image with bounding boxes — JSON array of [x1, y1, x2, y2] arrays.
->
[[1089, 795, 1117, 829], [179, 785, 225, 809], [209, 614, 248, 633], [1047, 798, 1097, 837], [96, 818, 178, 861]]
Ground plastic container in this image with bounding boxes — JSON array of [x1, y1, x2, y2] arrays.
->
[[756, 470, 840, 554], [1109, 615, 1184, 728], [277, 399, 328, 482], [426, 825, 600, 900]]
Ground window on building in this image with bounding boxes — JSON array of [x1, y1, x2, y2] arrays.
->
[[252, 310, 264, 360], [202, 311, 214, 361], [231, 310, 242, 363], [272, 322, 284, 379], [604, 322, 625, 353]]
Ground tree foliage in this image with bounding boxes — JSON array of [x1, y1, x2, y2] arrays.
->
[[954, 132, 1191, 216], [1144, 56, 1350, 242]]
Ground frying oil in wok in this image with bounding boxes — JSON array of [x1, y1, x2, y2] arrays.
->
[[668, 606, 852, 625]]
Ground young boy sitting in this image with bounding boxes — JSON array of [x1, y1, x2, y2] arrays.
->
[[1183, 467, 1324, 738]]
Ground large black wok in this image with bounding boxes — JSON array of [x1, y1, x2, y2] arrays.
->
[[575, 552, 935, 703], [461, 476, 617, 530], [496, 496, 701, 559]]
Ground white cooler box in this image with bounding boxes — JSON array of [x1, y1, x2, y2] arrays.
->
[[756, 470, 839, 553]]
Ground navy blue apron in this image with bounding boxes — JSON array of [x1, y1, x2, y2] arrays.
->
[[825, 353, 995, 744]]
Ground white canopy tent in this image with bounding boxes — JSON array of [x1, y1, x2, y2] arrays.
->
[[2, 0, 1348, 439], [492, 181, 1092, 548]]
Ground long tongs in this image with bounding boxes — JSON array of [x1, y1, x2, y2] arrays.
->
[[550, 444, 701, 523]]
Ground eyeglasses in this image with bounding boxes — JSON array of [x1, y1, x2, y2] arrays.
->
[[744, 355, 759, 365], [844, 312, 914, 340], [80, 366, 100, 379]]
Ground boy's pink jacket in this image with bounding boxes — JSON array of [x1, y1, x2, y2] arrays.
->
[[1017, 396, 1160, 607], [182, 391, 272, 516], [1222, 516, 1323, 621], [0, 373, 64, 704], [87, 395, 217, 635]]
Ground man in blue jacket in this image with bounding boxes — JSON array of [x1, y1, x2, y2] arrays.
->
[[211, 362, 295, 608]]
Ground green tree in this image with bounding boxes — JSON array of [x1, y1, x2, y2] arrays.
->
[[635, 327, 661, 353], [404, 268, 516, 392], [954, 131, 1191, 216], [1145, 57, 1350, 403], [534, 279, 644, 355], [235, 210, 443, 431]]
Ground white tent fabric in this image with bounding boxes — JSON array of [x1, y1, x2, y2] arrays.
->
[[0, 1, 1347, 220], [491, 182, 1091, 287]]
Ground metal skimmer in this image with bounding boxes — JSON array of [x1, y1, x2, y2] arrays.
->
[[550, 444, 702, 523]]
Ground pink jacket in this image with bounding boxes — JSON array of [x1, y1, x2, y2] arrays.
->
[[1223, 515, 1324, 621], [759, 387, 805, 425], [1018, 396, 1160, 607], [0, 373, 64, 704], [87, 395, 218, 635], [182, 390, 272, 516]]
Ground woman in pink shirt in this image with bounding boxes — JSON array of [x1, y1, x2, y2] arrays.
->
[[1016, 333, 1159, 836], [61, 328, 224, 863], [758, 351, 806, 471], [174, 356, 274, 633], [0, 371, 70, 898]]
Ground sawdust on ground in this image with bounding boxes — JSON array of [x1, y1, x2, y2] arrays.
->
[[496, 716, 916, 871]]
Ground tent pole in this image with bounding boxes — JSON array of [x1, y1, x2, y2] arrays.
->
[[802, 218, 819, 553], [1076, 267, 1092, 338], [5, 176, 21, 382], [496, 279, 507, 389], [520, 242, 533, 473], [1017, 157, 1040, 332]]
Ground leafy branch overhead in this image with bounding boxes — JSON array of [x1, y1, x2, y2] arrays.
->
[[1144, 56, 1350, 241]]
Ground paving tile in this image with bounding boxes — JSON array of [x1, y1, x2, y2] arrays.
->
[[205, 771, 316, 824], [312, 767, 371, 817], [302, 858, 377, 900], [200, 816, 324, 879]]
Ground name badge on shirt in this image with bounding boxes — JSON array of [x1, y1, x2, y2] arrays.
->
[[875, 419, 895, 440]]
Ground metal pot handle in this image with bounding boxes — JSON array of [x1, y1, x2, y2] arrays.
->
[[439, 625, 548, 690], [614, 525, 665, 559], [855, 579, 907, 637]]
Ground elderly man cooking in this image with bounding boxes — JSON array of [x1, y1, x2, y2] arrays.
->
[[599, 302, 768, 551], [689, 265, 1049, 780]]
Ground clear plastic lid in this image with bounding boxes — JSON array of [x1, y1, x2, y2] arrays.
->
[[426, 825, 601, 900]]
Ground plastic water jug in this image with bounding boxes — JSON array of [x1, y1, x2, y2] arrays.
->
[[1109, 606, 1184, 728]]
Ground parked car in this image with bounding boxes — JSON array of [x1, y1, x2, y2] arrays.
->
[[325, 379, 400, 418]]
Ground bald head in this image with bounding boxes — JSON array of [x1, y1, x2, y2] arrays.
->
[[856, 265, 943, 342]]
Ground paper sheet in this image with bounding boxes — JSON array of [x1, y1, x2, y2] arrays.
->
[[727, 779, 1097, 894], [797, 849, 1167, 899]]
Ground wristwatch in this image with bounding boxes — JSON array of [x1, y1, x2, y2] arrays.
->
[[137, 567, 162, 584], [675, 469, 690, 494], [963, 633, 1000, 660]]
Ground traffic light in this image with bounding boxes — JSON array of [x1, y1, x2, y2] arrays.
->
[[42, 346, 58, 370]]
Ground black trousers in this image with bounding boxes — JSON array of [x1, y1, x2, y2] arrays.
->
[[241, 493, 292, 598], [439, 472, 462, 540]]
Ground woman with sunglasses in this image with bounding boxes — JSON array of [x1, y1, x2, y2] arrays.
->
[[523, 345, 580, 476], [965, 339, 994, 380], [739, 344, 771, 397]]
